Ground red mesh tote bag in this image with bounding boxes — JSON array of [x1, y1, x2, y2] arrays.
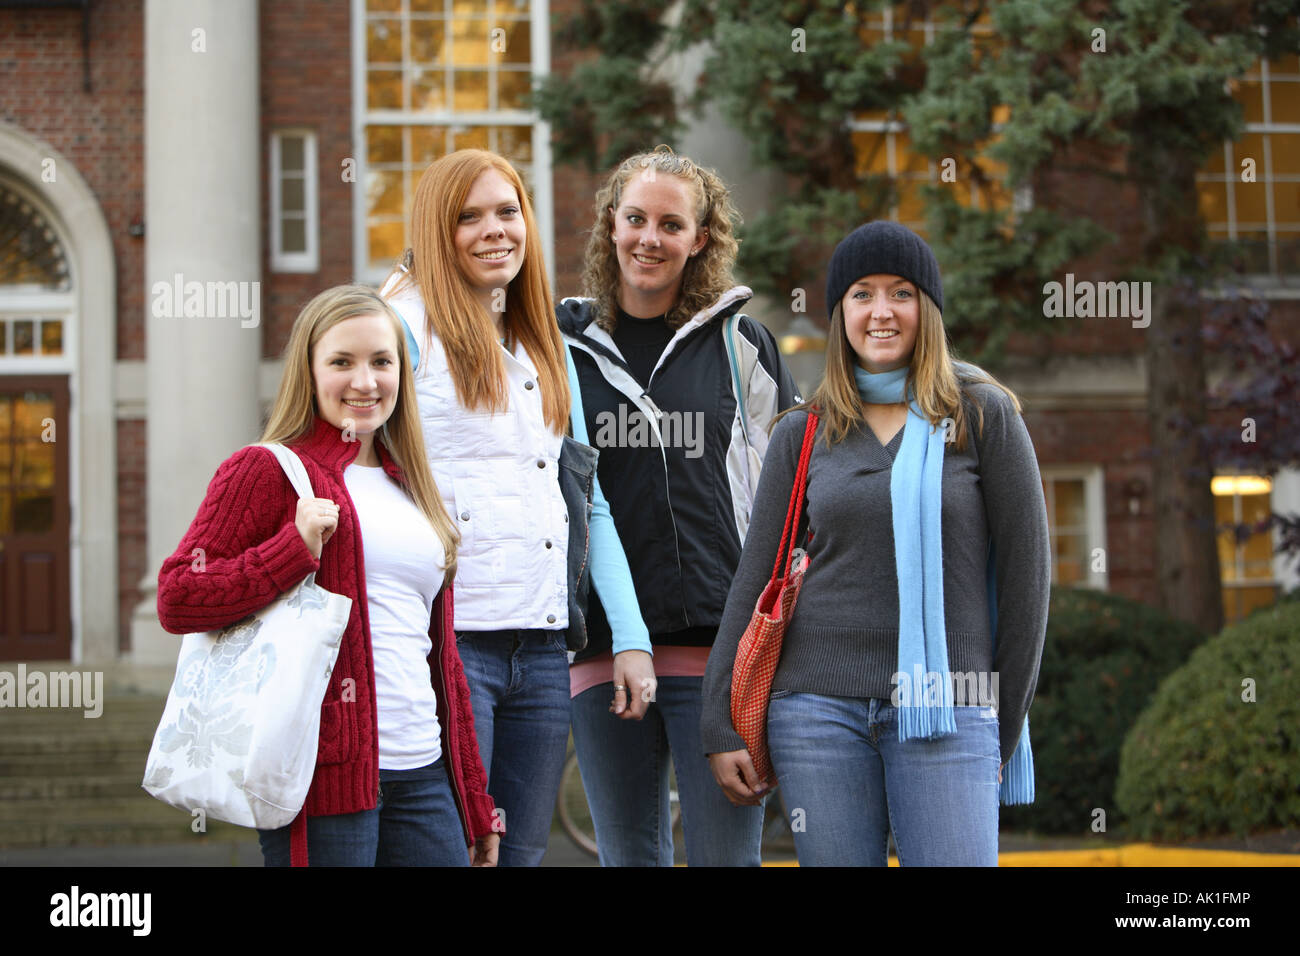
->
[[730, 410, 817, 783]]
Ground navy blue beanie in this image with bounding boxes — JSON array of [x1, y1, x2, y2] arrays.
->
[[826, 221, 943, 317]]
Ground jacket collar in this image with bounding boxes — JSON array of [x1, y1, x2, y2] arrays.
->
[[292, 415, 405, 485], [558, 286, 753, 372]]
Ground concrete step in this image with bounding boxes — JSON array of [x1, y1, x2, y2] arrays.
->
[[0, 693, 208, 848], [0, 796, 255, 848], [0, 773, 155, 801]]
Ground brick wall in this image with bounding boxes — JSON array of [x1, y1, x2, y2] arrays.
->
[[260, 0, 355, 358], [0, 0, 145, 360]]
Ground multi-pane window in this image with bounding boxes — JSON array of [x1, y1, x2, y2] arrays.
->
[[270, 130, 319, 273], [1213, 475, 1279, 623], [356, 0, 546, 278], [0, 183, 73, 373], [851, 7, 1013, 235], [1198, 53, 1300, 276], [1041, 467, 1107, 590]]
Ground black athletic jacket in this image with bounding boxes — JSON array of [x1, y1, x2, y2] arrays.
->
[[557, 287, 801, 661]]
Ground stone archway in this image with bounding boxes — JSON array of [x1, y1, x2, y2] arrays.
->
[[0, 121, 117, 664]]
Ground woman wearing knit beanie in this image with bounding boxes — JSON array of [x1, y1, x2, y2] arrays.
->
[[701, 221, 1051, 866]]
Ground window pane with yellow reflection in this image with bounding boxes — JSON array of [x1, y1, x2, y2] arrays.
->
[[1198, 181, 1229, 225], [411, 126, 446, 166], [497, 69, 532, 110], [410, 19, 446, 64], [498, 19, 530, 65], [368, 125, 403, 164], [852, 130, 890, 177], [369, 222, 406, 269], [368, 69, 403, 110], [453, 126, 489, 151], [452, 19, 490, 67], [367, 18, 402, 63], [13, 321, 33, 355], [1272, 132, 1300, 175], [1237, 80, 1266, 123], [1222, 585, 1277, 623], [1234, 180, 1269, 225], [411, 69, 446, 111], [453, 70, 489, 110], [367, 169, 405, 218], [498, 125, 532, 165], [1272, 79, 1300, 124], [1053, 532, 1086, 586], [40, 321, 62, 355]]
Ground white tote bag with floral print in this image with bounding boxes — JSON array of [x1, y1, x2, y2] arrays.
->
[[142, 444, 352, 829]]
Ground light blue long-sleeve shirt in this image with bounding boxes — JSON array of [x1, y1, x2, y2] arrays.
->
[[567, 345, 652, 656]]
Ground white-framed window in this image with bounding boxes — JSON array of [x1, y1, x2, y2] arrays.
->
[[0, 182, 75, 375], [1197, 51, 1300, 278], [1040, 465, 1108, 590], [351, 0, 552, 284], [270, 130, 320, 273], [1213, 474, 1281, 623]]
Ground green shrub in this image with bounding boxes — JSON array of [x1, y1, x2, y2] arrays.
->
[[1000, 587, 1206, 835], [1115, 599, 1300, 841]]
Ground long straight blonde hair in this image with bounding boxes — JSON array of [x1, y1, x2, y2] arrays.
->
[[386, 149, 570, 432], [261, 284, 458, 580], [802, 289, 1020, 451]]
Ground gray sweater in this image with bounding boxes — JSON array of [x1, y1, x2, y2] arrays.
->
[[700, 384, 1051, 763]]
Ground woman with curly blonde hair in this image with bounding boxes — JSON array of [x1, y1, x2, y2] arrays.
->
[[557, 146, 801, 866]]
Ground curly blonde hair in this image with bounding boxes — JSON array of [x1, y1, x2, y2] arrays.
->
[[580, 145, 742, 331]]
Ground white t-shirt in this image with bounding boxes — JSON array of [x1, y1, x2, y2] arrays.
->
[[344, 461, 445, 770]]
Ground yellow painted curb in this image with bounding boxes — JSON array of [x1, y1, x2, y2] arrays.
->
[[760, 845, 1300, 866], [998, 844, 1300, 867]]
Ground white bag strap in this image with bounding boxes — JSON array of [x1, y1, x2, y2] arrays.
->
[[256, 443, 316, 501]]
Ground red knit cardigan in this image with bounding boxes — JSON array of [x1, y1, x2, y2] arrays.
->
[[156, 416, 497, 864]]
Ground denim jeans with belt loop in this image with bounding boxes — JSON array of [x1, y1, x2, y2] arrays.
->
[[766, 692, 1000, 866]]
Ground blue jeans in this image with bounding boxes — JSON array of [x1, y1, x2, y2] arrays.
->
[[768, 693, 999, 867], [257, 758, 468, 866], [572, 675, 764, 866], [455, 628, 571, 867]]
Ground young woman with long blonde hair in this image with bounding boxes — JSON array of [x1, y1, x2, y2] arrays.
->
[[702, 221, 1051, 866], [157, 285, 499, 866]]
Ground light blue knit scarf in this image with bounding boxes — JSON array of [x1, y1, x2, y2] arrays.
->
[[855, 364, 1034, 805]]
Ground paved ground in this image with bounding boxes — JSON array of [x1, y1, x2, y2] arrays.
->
[[3, 830, 1294, 867]]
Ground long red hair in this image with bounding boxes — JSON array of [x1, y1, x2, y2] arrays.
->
[[386, 149, 570, 431]]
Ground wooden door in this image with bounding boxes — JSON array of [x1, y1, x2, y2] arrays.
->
[[0, 376, 70, 659]]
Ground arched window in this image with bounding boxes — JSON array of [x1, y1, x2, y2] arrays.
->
[[0, 183, 73, 363]]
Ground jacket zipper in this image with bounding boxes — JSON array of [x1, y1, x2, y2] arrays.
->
[[566, 337, 688, 627]]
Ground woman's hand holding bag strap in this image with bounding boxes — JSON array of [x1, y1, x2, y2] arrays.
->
[[729, 409, 819, 784]]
